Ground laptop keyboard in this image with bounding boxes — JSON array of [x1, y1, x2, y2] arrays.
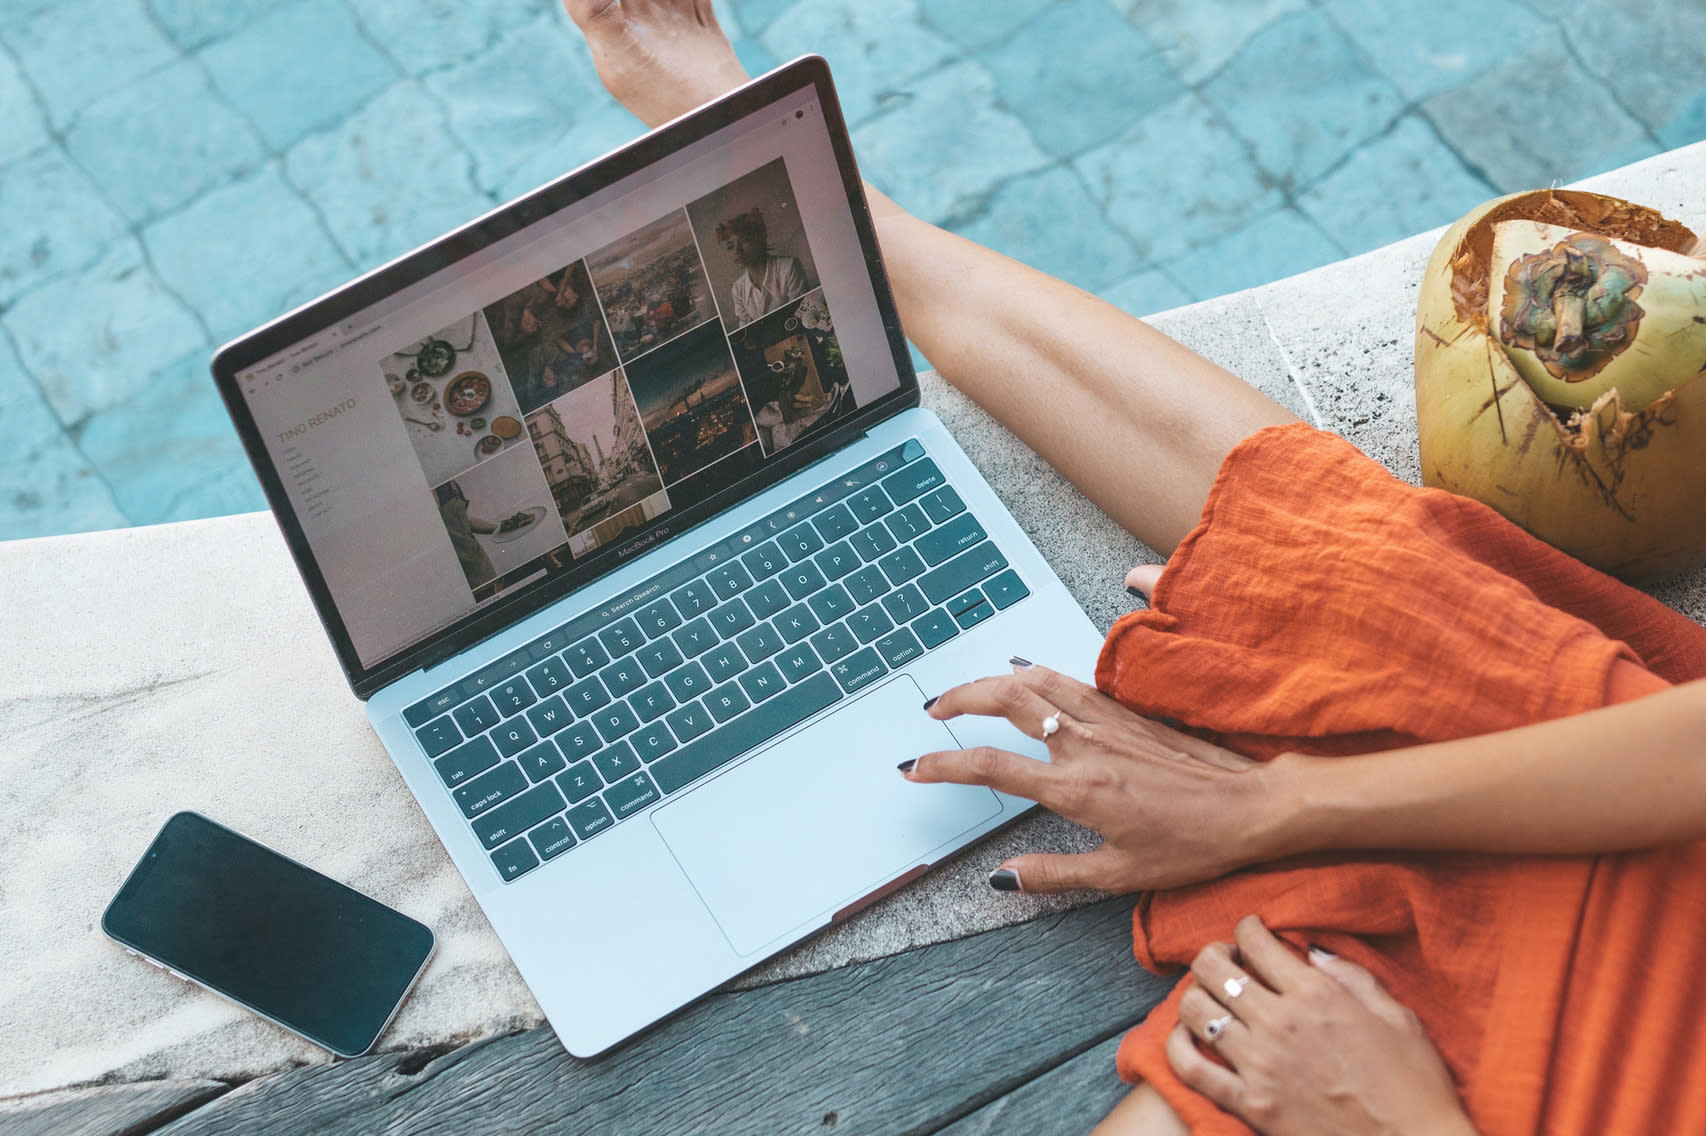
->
[[401, 439, 1030, 883]]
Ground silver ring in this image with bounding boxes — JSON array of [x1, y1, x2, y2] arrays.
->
[[1203, 1014, 1233, 1042], [1041, 713, 1060, 739], [1223, 975, 1250, 999]]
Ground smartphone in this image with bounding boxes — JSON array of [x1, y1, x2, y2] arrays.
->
[[103, 812, 435, 1057]]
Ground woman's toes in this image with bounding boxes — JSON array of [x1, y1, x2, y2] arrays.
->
[[1125, 563, 1165, 602]]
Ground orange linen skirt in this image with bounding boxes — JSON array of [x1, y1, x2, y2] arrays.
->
[[1096, 423, 1706, 1135]]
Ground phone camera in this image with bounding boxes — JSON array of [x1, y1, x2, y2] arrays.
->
[[795, 110, 804, 119]]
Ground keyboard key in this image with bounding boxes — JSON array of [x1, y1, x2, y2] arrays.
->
[[706, 682, 752, 723], [985, 569, 1030, 609], [954, 595, 996, 630], [918, 485, 966, 524], [527, 626, 578, 661], [599, 618, 644, 659], [741, 541, 788, 580], [592, 739, 642, 782], [517, 740, 567, 782], [604, 771, 662, 820], [778, 521, 825, 562], [666, 701, 714, 743], [454, 761, 528, 818], [556, 760, 602, 804], [525, 694, 575, 738], [848, 484, 893, 524], [885, 503, 930, 543], [556, 721, 602, 763], [436, 736, 500, 787], [463, 649, 533, 698], [491, 838, 539, 882], [844, 564, 892, 605], [637, 599, 682, 638], [813, 502, 859, 542], [405, 687, 460, 728], [912, 609, 958, 649], [671, 616, 720, 658], [808, 582, 856, 623], [671, 579, 718, 618], [850, 523, 898, 562], [492, 718, 538, 758], [736, 621, 786, 662], [630, 681, 676, 721], [776, 644, 823, 683], [775, 604, 820, 644], [746, 578, 791, 620], [650, 672, 842, 794], [473, 783, 566, 850], [919, 541, 1009, 604], [876, 628, 925, 669], [631, 722, 677, 763], [813, 541, 860, 580], [566, 797, 615, 841], [453, 695, 500, 737], [526, 656, 573, 697], [491, 678, 536, 716], [915, 513, 988, 566], [529, 817, 577, 861], [564, 638, 610, 677], [707, 561, 753, 599], [600, 656, 646, 697], [663, 660, 712, 701], [710, 597, 757, 636], [877, 546, 927, 586], [780, 561, 828, 600], [701, 642, 748, 683], [882, 458, 944, 504], [636, 639, 685, 679], [831, 647, 888, 693], [882, 584, 930, 624], [592, 701, 640, 743], [415, 716, 460, 758], [565, 675, 612, 715], [739, 661, 787, 703], [848, 606, 895, 644], [810, 622, 860, 664]]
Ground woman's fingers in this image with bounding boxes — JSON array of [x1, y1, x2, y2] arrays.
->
[[1177, 983, 1253, 1065], [993, 845, 1128, 894], [1189, 940, 1275, 1024], [1232, 915, 1313, 995], [924, 673, 1066, 741], [1312, 952, 1417, 1031], [905, 745, 1063, 805], [1164, 1023, 1243, 1108]]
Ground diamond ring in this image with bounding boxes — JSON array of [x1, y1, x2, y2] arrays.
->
[[1223, 975, 1250, 999], [1203, 1014, 1233, 1042]]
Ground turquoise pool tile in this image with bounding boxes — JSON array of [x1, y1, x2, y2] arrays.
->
[[201, 0, 399, 150], [1424, 27, 1656, 192], [1124, 0, 1308, 86], [1098, 268, 1194, 318], [0, 0, 57, 25], [346, 0, 547, 77], [731, 35, 777, 80], [1297, 115, 1494, 254], [850, 59, 1050, 226], [148, 0, 289, 50], [285, 80, 488, 268], [1564, 0, 1706, 134], [0, 149, 127, 306], [948, 166, 1142, 293], [918, 0, 1050, 52], [1201, 9, 1403, 191], [1658, 90, 1706, 150], [729, 0, 797, 37], [63, 59, 266, 224], [77, 349, 263, 526], [982, 0, 1181, 160], [1074, 92, 1282, 263], [2, 0, 178, 130], [1162, 207, 1342, 300], [1315, 0, 1542, 102], [1, 335, 128, 539], [0, 45, 49, 166], [142, 164, 352, 341], [3, 240, 207, 424], [761, 0, 958, 127]]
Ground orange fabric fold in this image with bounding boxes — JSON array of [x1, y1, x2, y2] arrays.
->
[[1096, 423, 1706, 1135]]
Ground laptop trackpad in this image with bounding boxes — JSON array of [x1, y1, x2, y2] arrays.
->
[[651, 675, 1002, 957]]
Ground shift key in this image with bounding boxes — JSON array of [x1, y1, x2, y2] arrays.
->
[[918, 541, 1009, 604], [471, 783, 566, 849]]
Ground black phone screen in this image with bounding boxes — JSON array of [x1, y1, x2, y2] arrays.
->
[[103, 812, 435, 1057]]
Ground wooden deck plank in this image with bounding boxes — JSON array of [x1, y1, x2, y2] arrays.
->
[[0, 1080, 228, 1136], [933, 1036, 1130, 1135], [128, 898, 1172, 1136]]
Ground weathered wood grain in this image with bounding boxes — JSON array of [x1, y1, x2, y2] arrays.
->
[[935, 1035, 1131, 1135], [129, 898, 1171, 1136], [0, 1080, 228, 1136]]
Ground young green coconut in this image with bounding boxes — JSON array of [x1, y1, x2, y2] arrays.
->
[[1415, 190, 1706, 583]]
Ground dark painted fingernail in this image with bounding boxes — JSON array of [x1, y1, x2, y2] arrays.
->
[[897, 759, 917, 775], [921, 695, 939, 711], [1126, 585, 1148, 600], [1009, 655, 1033, 668], [988, 868, 1023, 892]]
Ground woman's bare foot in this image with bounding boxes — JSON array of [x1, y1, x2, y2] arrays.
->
[[564, 0, 752, 128]]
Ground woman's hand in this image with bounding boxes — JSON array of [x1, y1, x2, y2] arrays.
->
[[1167, 917, 1475, 1136], [905, 664, 1286, 892]]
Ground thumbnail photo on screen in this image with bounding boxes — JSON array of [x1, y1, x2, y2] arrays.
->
[[586, 210, 715, 363], [481, 262, 614, 415], [432, 443, 567, 599], [383, 311, 529, 487], [727, 289, 854, 455], [626, 321, 757, 486], [686, 158, 821, 331]]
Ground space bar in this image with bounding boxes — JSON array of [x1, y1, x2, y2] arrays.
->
[[650, 673, 842, 794]]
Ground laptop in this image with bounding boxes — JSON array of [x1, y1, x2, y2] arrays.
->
[[212, 56, 1104, 1057]]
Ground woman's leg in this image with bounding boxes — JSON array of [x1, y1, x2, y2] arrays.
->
[[1091, 1084, 1191, 1136], [564, 0, 1299, 558]]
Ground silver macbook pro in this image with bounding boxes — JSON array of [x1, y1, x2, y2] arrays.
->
[[213, 57, 1103, 1056]]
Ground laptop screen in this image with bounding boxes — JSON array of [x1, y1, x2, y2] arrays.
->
[[216, 62, 912, 693]]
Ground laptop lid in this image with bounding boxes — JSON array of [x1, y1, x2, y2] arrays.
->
[[211, 58, 918, 700]]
